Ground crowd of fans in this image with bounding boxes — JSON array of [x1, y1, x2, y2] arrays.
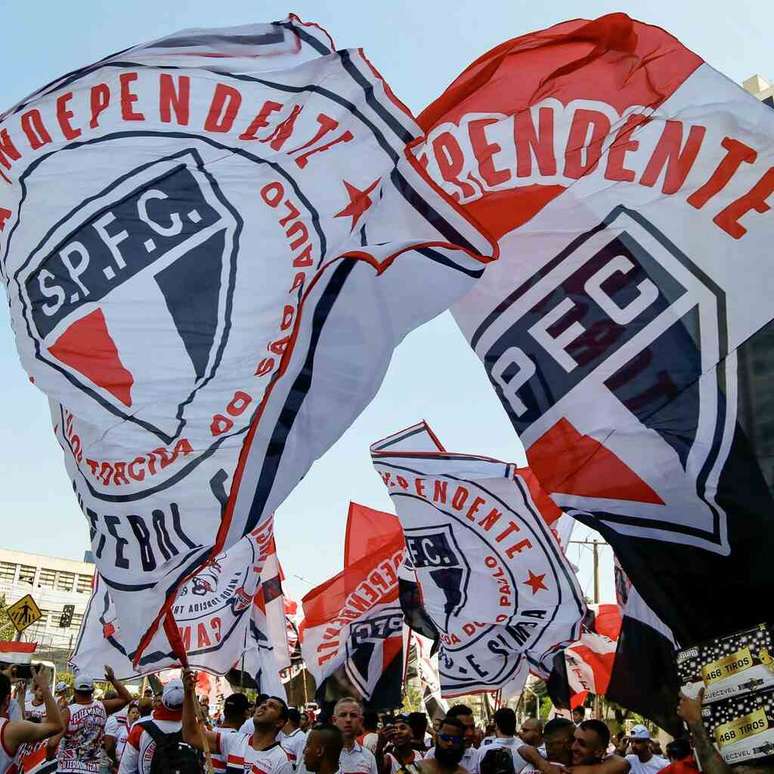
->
[[0, 663, 741, 774]]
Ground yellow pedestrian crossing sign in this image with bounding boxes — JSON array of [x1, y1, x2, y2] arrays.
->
[[7, 595, 42, 634]]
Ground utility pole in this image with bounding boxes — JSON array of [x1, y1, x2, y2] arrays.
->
[[568, 538, 608, 604]]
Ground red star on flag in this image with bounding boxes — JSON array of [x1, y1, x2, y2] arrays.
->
[[523, 570, 548, 594], [334, 178, 381, 231]]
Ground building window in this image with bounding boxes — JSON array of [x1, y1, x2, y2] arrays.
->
[[38, 569, 56, 589], [76, 575, 92, 594], [55, 572, 74, 592], [18, 565, 36, 585], [0, 563, 15, 582]]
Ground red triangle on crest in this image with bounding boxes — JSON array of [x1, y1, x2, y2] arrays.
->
[[529, 417, 663, 505], [48, 308, 134, 407]]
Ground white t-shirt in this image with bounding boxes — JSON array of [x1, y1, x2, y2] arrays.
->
[[58, 700, 108, 774], [425, 745, 477, 773], [473, 737, 528, 774], [118, 713, 183, 774], [239, 717, 255, 735], [215, 734, 294, 774], [626, 754, 669, 774], [105, 710, 130, 760], [386, 749, 425, 774], [24, 696, 47, 721], [280, 728, 307, 767], [339, 742, 379, 774], [0, 718, 16, 774], [362, 733, 379, 753]]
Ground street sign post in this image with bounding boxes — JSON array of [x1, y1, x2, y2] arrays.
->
[[7, 595, 42, 634]]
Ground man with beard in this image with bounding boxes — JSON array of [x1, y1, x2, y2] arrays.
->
[[570, 720, 625, 772], [182, 671, 293, 774], [381, 715, 425, 774], [424, 705, 478, 773], [419, 717, 467, 774]]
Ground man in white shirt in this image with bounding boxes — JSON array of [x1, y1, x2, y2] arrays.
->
[[281, 708, 308, 765], [118, 681, 185, 774], [182, 672, 293, 774], [623, 726, 668, 774], [333, 698, 378, 774], [424, 705, 477, 773], [473, 708, 528, 774]]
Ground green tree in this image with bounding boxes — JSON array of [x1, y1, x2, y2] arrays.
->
[[0, 596, 17, 640]]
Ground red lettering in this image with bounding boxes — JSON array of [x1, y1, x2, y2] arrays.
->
[[495, 521, 520, 542], [604, 115, 644, 182], [415, 478, 426, 497], [56, 92, 81, 140], [227, 390, 252, 416], [197, 623, 211, 648], [478, 508, 502, 531], [255, 357, 275, 376], [688, 137, 758, 209], [89, 84, 111, 129], [278, 199, 301, 228], [0, 207, 10, 231], [128, 457, 145, 481], [20, 110, 52, 150], [205, 84, 242, 133], [639, 121, 705, 194], [262, 105, 302, 151], [292, 244, 313, 269], [0, 130, 21, 171], [289, 272, 305, 293], [281, 305, 294, 331], [714, 166, 774, 239], [466, 496, 486, 522], [564, 109, 610, 179], [119, 73, 144, 121], [179, 626, 191, 651], [286, 220, 308, 251], [261, 182, 284, 207], [469, 118, 510, 187], [239, 100, 283, 141], [159, 74, 190, 125], [505, 539, 533, 558], [293, 125, 353, 168], [269, 336, 289, 356], [432, 131, 477, 199], [451, 485, 469, 510], [210, 414, 234, 436], [433, 480, 447, 504], [112, 462, 129, 486], [515, 107, 556, 177]]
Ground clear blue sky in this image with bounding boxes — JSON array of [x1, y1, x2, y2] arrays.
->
[[1, 0, 770, 606]]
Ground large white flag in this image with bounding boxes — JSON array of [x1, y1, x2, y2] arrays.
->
[[0, 16, 493, 669], [416, 13, 774, 648], [371, 422, 585, 696], [71, 518, 280, 680]]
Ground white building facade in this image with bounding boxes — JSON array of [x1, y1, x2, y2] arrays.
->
[[0, 548, 94, 651]]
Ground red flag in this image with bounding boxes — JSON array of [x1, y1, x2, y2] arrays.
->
[[344, 502, 402, 567]]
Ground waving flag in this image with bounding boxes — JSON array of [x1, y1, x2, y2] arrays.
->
[[371, 422, 584, 696], [71, 517, 276, 679], [417, 13, 774, 647], [0, 15, 494, 669], [300, 512, 405, 706]]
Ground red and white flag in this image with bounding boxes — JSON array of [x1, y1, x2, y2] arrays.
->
[[0, 15, 494, 669], [417, 13, 774, 648], [300, 512, 405, 702], [371, 422, 585, 696], [71, 518, 276, 679], [0, 641, 37, 665]]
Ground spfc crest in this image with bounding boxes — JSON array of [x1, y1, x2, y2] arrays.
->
[[17, 148, 240, 443]]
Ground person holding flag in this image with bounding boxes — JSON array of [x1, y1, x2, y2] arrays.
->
[[182, 671, 293, 774], [0, 667, 63, 774]]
